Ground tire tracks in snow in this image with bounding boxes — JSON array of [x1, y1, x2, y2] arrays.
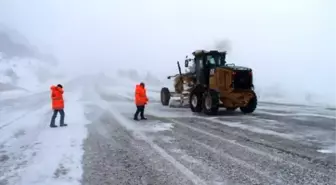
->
[[0, 111, 50, 184], [83, 108, 197, 185], [189, 116, 336, 170], [0, 105, 49, 147], [0, 92, 49, 131], [0, 104, 50, 184], [0, 109, 38, 130], [94, 85, 335, 184], [85, 86, 208, 184], [145, 114, 335, 185], [104, 106, 208, 185]]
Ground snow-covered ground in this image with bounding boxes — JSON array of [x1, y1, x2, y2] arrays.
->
[[0, 72, 169, 185], [0, 51, 88, 184], [0, 69, 335, 184], [0, 89, 89, 185]]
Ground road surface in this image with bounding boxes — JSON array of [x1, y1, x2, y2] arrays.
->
[[81, 89, 336, 185], [0, 83, 335, 185]]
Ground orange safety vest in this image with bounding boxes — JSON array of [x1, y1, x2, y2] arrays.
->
[[134, 84, 148, 106], [50, 85, 64, 110]]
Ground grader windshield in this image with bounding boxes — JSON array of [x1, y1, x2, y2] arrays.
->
[[205, 52, 226, 68]]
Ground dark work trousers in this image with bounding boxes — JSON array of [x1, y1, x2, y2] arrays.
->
[[134, 105, 145, 119], [50, 109, 65, 126]]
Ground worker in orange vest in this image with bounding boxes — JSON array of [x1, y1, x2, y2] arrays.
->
[[133, 82, 148, 120], [50, 84, 67, 127]]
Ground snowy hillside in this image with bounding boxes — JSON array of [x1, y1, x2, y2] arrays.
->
[[0, 52, 61, 91], [0, 24, 58, 64], [0, 26, 64, 96]]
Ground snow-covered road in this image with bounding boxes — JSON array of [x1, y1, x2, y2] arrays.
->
[[0, 90, 88, 185], [0, 79, 335, 185]]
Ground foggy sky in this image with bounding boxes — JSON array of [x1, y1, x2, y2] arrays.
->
[[0, 0, 335, 97]]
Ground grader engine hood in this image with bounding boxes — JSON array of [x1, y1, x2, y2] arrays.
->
[[231, 68, 253, 90], [221, 65, 252, 72], [212, 66, 253, 91]]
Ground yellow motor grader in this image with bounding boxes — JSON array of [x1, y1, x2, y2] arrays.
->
[[160, 49, 257, 115]]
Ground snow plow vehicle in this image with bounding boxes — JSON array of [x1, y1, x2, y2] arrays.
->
[[160, 49, 257, 115]]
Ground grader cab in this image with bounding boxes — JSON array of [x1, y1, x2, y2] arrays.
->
[[160, 49, 257, 115]]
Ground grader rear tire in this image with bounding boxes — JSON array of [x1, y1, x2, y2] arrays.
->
[[160, 87, 171, 106], [240, 96, 257, 114]]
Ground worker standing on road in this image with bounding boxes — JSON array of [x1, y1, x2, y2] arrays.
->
[[133, 82, 148, 120], [50, 84, 67, 128]]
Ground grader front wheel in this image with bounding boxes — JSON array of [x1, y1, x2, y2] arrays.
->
[[202, 90, 219, 115], [189, 91, 202, 112], [160, 87, 171, 106]]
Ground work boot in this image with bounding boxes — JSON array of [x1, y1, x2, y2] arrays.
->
[[134, 117, 139, 121], [140, 117, 147, 120], [60, 123, 68, 127], [50, 124, 57, 128]]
